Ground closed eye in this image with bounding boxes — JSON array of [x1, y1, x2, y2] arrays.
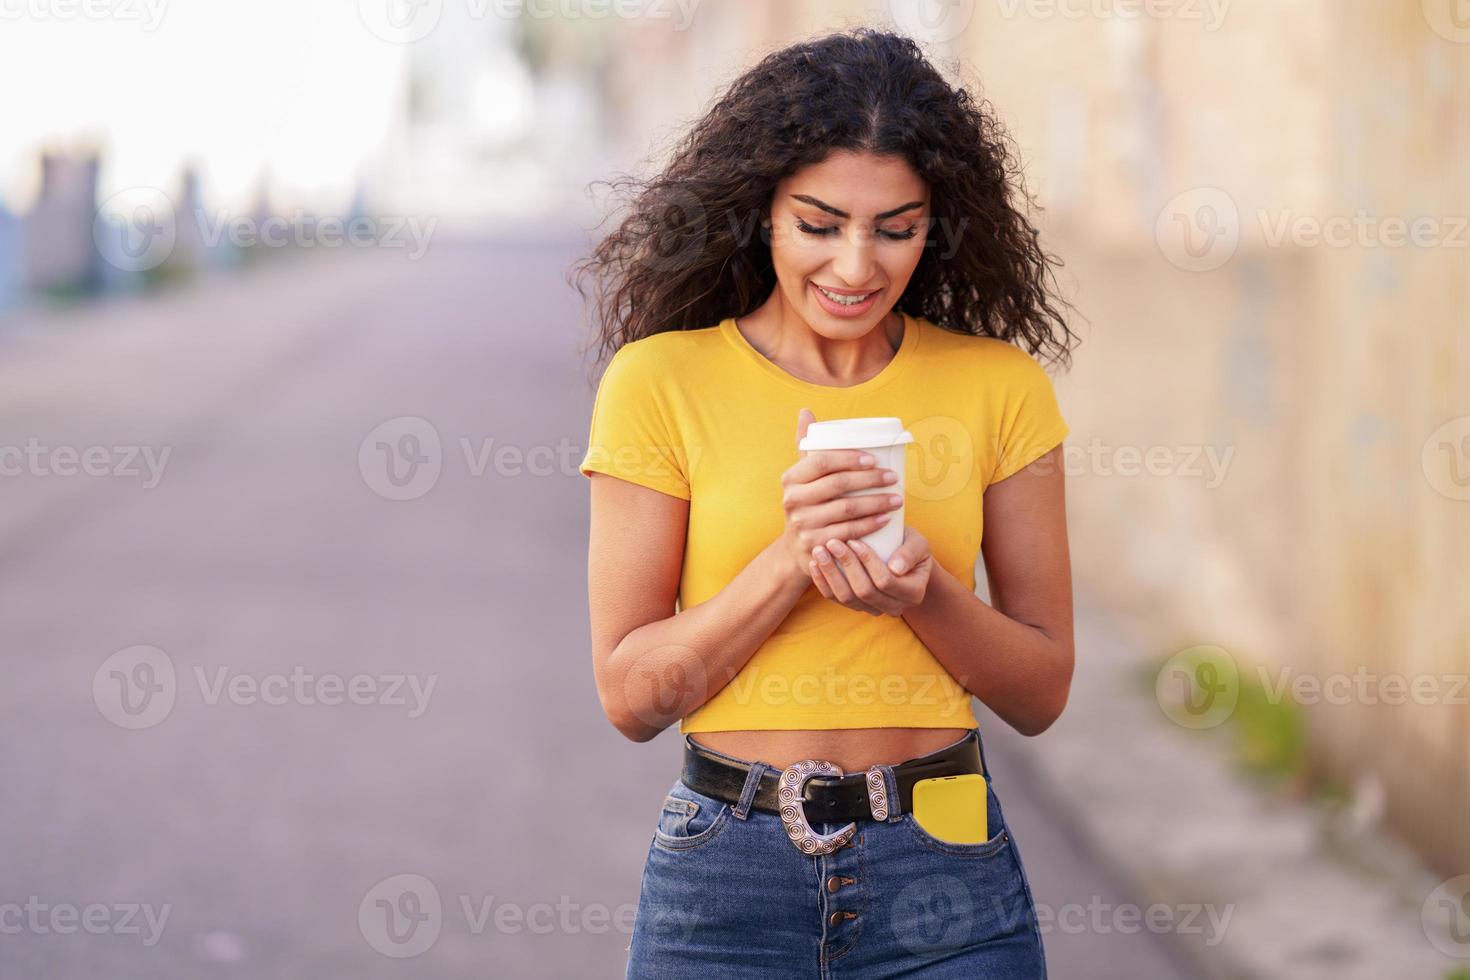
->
[[795, 219, 918, 241]]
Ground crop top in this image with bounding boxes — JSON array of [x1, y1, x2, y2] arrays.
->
[[578, 311, 1069, 733]]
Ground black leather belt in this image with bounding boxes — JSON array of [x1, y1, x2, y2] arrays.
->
[[681, 729, 984, 824]]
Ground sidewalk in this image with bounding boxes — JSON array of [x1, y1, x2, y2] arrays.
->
[[1000, 585, 1467, 980]]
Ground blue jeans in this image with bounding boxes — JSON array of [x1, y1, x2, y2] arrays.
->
[[626, 728, 1047, 978]]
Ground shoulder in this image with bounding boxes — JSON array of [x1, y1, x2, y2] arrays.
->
[[602, 323, 724, 379], [913, 318, 1055, 389]]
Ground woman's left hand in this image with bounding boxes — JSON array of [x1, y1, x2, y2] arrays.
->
[[808, 526, 933, 616]]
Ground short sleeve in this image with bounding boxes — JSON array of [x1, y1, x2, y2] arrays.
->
[[578, 342, 692, 500], [988, 348, 1069, 486]]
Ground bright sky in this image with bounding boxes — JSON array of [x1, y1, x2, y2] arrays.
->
[[0, 0, 406, 213]]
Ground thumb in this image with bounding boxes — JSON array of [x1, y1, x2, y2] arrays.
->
[[888, 527, 914, 574], [795, 407, 816, 449]]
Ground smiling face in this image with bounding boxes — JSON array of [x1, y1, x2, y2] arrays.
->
[[765, 150, 931, 339]]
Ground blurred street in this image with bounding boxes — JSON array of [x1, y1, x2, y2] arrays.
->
[[0, 239, 1194, 978]]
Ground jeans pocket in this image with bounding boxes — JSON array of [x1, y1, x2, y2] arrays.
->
[[902, 778, 1010, 857], [652, 779, 731, 850]]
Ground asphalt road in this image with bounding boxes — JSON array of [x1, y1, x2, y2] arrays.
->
[[0, 238, 1193, 978]]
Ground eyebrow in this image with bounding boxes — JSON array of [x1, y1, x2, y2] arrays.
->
[[790, 194, 925, 220]]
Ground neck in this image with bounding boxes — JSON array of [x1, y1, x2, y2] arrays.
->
[[738, 296, 903, 386]]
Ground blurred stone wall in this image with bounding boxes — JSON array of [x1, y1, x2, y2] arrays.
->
[[962, 0, 1469, 876]]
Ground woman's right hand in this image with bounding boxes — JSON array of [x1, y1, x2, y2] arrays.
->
[[778, 409, 904, 583]]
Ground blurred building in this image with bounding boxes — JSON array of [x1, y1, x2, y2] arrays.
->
[[370, 9, 554, 228], [23, 150, 101, 295], [0, 204, 19, 312]]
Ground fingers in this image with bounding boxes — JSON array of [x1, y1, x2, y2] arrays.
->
[[806, 490, 901, 538], [885, 527, 927, 575], [846, 538, 900, 595], [784, 474, 899, 537], [820, 539, 903, 615], [807, 560, 833, 601], [811, 543, 884, 615], [786, 448, 878, 489]]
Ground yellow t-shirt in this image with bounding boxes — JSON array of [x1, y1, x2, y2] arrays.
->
[[578, 311, 1069, 733]]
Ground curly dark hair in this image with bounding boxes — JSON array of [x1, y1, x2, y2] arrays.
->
[[569, 26, 1081, 383]]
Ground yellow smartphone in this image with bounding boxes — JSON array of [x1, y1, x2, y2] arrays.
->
[[911, 773, 989, 844]]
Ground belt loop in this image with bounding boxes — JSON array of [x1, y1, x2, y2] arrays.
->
[[732, 761, 769, 821], [863, 763, 903, 821], [879, 763, 903, 821]]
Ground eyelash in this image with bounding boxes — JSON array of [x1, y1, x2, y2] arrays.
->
[[794, 219, 918, 241]]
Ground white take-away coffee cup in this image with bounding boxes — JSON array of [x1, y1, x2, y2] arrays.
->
[[797, 416, 915, 564]]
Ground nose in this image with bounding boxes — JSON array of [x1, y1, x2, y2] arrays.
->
[[829, 225, 879, 288]]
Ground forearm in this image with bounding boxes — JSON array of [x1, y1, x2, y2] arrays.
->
[[607, 539, 811, 741], [901, 561, 1073, 736]]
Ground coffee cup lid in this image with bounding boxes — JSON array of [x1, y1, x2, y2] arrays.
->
[[798, 417, 915, 451]]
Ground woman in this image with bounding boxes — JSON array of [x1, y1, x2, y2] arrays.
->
[[573, 27, 1078, 979]]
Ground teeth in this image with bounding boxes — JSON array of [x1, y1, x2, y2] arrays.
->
[[817, 286, 874, 306]]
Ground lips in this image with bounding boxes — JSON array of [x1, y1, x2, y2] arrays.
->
[[810, 281, 882, 317], [814, 285, 880, 298], [811, 283, 876, 299]]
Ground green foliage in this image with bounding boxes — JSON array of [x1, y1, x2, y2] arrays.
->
[[1141, 647, 1309, 787], [1227, 665, 1306, 784]]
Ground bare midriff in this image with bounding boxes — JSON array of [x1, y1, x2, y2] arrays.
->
[[688, 726, 974, 773]]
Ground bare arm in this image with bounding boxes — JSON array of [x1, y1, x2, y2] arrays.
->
[[589, 408, 907, 741], [587, 472, 811, 742], [898, 446, 1075, 735]]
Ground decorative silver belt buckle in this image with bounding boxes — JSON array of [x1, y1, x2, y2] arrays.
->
[[778, 760, 855, 855], [778, 761, 895, 856]]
